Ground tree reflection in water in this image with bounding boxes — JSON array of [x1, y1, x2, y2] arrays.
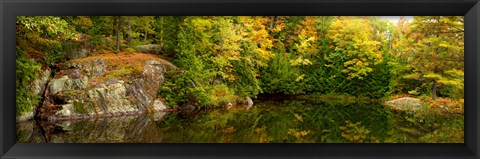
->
[[17, 98, 463, 143]]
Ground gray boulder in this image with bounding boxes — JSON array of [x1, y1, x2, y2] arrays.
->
[[135, 44, 163, 54], [245, 97, 254, 107], [385, 97, 424, 111]]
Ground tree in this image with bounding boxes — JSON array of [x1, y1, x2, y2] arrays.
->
[[116, 16, 122, 51], [400, 16, 464, 100], [152, 16, 185, 56], [127, 16, 156, 45], [326, 17, 383, 80], [230, 16, 275, 97], [16, 16, 77, 115]]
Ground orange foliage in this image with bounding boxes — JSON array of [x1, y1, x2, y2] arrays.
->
[[72, 52, 173, 72], [424, 97, 464, 114]]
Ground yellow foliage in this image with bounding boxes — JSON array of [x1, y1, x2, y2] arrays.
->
[[327, 17, 383, 80], [293, 113, 304, 122]]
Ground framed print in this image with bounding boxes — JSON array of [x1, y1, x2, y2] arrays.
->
[[1, 0, 479, 158]]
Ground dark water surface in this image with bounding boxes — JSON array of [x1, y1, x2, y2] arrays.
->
[[17, 98, 464, 143]]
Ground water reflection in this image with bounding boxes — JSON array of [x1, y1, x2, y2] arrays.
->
[[17, 98, 463, 143], [17, 112, 167, 143]]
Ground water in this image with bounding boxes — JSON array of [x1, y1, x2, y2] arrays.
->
[[17, 98, 464, 143]]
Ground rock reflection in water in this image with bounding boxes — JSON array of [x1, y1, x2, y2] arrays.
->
[[17, 112, 167, 143]]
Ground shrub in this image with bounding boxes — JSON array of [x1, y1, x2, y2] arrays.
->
[[16, 47, 42, 115]]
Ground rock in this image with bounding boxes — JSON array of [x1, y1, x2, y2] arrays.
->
[[135, 44, 163, 54], [152, 100, 167, 111], [127, 79, 152, 110], [152, 112, 167, 122], [127, 60, 172, 110], [226, 98, 254, 110], [48, 75, 89, 95], [42, 58, 173, 120], [83, 79, 136, 115], [55, 104, 75, 116], [245, 97, 254, 107], [18, 67, 52, 122], [29, 68, 51, 96], [150, 100, 170, 121], [67, 69, 81, 79], [16, 112, 34, 122], [226, 102, 233, 109], [385, 97, 424, 111], [66, 48, 89, 60], [66, 58, 106, 78]]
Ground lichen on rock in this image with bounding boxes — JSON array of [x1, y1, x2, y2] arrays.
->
[[65, 58, 106, 78], [41, 53, 175, 121], [48, 75, 89, 95]]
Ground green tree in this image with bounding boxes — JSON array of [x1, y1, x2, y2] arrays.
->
[[400, 16, 464, 100], [152, 16, 185, 56], [229, 16, 275, 97]]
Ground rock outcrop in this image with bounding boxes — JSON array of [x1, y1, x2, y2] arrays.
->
[[385, 97, 424, 111], [39, 56, 175, 121], [127, 60, 169, 110]]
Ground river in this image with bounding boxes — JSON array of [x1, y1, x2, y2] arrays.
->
[[16, 98, 464, 143]]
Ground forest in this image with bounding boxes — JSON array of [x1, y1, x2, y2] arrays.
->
[[16, 16, 464, 143], [17, 16, 464, 109]]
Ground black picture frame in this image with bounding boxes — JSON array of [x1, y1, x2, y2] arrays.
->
[[1, 0, 479, 158]]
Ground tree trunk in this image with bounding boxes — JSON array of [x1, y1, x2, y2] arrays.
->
[[112, 17, 117, 36], [127, 17, 131, 47], [145, 30, 147, 42], [116, 16, 122, 52], [432, 79, 437, 100], [160, 17, 163, 46]]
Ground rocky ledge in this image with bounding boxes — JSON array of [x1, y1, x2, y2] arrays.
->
[[36, 53, 176, 121]]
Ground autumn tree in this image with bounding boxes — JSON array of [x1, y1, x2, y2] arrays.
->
[[228, 16, 275, 97], [326, 17, 383, 80], [400, 16, 464, 100]]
